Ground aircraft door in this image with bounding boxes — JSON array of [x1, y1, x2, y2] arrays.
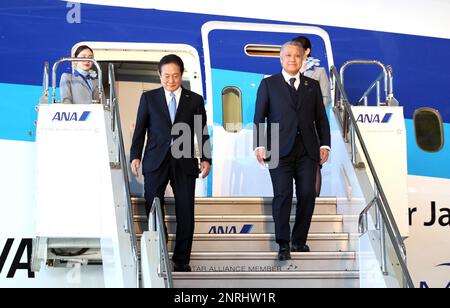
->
[[201, 21, 333, 197]]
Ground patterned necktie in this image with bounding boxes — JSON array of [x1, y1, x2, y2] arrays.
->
[[169, 92, 177, 124], [289, 77, 296, 90]]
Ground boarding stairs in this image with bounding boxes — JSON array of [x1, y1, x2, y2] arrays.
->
[[135, 197, 359, 288], [31, 58, 414, 288], [139, 60, 415, 288]]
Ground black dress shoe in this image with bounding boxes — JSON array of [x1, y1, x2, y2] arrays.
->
[[291, 244, 310, 252], [278, 244, 291, 261], [173, 264, 192, 272]]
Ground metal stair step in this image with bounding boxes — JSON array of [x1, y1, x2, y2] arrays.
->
[[169, 251, 357, 272], [131, 197, 337, 216], [134, 214, 344, 234], [171, 233, 352, 252], [136, 233, 354, 252], [172, 271, 360, 288]]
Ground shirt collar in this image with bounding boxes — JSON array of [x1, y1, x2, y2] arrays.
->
[[282, 70, 300, 83], [164, 86, 182, 98]]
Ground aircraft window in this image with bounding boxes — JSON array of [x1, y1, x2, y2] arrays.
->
[[245, 45, 281, 58], [414, 108, 444, 152], [222, 86, 243, 133]]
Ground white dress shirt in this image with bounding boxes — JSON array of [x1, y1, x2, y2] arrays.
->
[[282, 69, 300, 90], [164, 87, 182, 110]]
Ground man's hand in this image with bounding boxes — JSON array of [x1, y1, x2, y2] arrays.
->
[[255, 148, 266, 166], [320, 149, 330, 165], [131, 159, 141, 177], [200, 162, 211, 178]]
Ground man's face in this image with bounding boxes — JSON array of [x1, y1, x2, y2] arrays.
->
[[280, 45, 303, 75], [160, 63, 183, 92]]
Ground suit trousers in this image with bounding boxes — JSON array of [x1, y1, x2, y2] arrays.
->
[[144, 152, 196, 265], [269, 133, 318, 246]]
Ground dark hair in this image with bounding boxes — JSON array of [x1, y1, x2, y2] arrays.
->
[[74, 45, 94, 58], [158, 54, 184, 75], [293, 36, 312, 56]]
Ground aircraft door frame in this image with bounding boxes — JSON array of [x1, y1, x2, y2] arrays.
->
[[201, 21, 334, 197]]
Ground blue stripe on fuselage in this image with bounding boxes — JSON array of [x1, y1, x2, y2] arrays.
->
[[0, 83, 39, 142]]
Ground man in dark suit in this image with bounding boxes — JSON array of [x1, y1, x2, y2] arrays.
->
[[254, 41, 331, 261], [130, 54, 211, 272]]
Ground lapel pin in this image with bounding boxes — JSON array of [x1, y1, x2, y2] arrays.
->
[[304, 81, 309, 86]]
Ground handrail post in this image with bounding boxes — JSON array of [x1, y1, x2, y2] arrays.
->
[[343, 110, 350, 142], [379, 204, 388, 275], [43, 62, 49, 98], [374, 186, 380, 230], [376, 81, 381, 106], [109, 63, 116, 132], [39, 62, 50, 105], [364, 212, 368, 233], [152, 198, 174, 288], [402, 256, 409, 288], [388, 66, 394, 98], [351, 123, 357, 165], [383, 70, 388, 99]]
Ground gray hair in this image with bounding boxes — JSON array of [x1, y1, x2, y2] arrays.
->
[[280, 40, 304, 56]]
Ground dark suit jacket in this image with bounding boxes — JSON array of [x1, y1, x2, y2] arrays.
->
[[130, 87, 211, 176], [254, 73, 331, 161]]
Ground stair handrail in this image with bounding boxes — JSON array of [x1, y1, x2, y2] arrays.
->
[[357, 65, 394, 106], [340, 60, 392, 102], [330, 64, 414, 288], [150, 197, 174, 288], [108, 63, 139, 286], [51, 58, 104, 106]]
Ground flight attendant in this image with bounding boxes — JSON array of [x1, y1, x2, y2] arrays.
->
[[60, 45, 101, 104]]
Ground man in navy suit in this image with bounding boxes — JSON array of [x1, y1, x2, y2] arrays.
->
[[130, 54, 211, 272], [254, 41, 331, 261]]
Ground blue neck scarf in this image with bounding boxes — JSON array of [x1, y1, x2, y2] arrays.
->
[[74, 69, 93, 91]]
